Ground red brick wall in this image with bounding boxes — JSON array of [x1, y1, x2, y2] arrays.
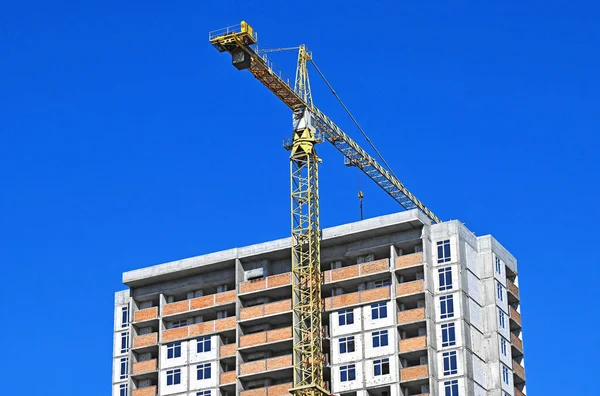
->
[[132, 359, 157, 374], [360, 259, 389, 275], [162, 327, 188, 342], [220, 343, 236, 357], [215, 317, 236, 331], [331, 266, 359, 281], [134, 307, 157, 322], [513, 360, 525, 379], [510, 306, 522, 326], [511, 333, 524, 351], [240, 332, 267, 347], [215, 290, 236, 305], [240, 360, 266, 375], [401, 365, 428, 380], [163, 300, 189, 316], [399, 336, 426, 352], [240, 388, 267, 396], [220, 370, 236, 384], [190, 295, 213, 310], [397, 308, 425, 324], [395, 253, 423, 269], [360, 287, 390, 303], [133, 333, 157, 348], [189, 321, 214, 337], [132, 386, 156, 396], [268, 327, 292, 342], [269, 273, 291, 287], [240, 278, 267, 294], [265, 300, 291, 316], [268, 383, 293, 396], [267, 355, 292, 370], [396, 280, 424, 296], [240, 305, 264, 320]]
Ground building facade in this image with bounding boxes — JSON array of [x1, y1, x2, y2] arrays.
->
[[112, 210, 526, 396]]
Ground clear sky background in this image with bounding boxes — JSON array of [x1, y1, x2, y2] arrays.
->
[[1, 0, 598, 394]]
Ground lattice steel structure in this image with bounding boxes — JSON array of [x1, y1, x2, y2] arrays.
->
[[209, 21, 441, 396]]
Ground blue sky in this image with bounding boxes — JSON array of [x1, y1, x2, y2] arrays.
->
[[1, 1, 598, 394]]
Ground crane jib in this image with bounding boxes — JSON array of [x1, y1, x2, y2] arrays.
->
[[208, 23, 440, 224]]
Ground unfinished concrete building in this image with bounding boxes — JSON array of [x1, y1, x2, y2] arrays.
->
[[112, 210, 526, 396]]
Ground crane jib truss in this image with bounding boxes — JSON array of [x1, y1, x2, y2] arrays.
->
[[209, 22, 441, 225]]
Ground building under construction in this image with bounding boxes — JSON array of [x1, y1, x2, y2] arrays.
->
[[112, 210, 526, 396], [112, 22, 526, 396]]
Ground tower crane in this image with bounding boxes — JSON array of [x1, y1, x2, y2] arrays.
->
[[209, 21, 441, 396]]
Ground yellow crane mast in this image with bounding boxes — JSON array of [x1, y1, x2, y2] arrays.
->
[[209, 21, 441, 396]]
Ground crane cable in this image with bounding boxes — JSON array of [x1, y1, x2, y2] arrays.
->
[[309, 59, 400, 181]]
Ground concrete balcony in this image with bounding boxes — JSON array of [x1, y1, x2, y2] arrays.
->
[[323, 259, 390, 283], [400, 365, 428, 381], [132, 386, 156, 396], [509, 306, 522, 328], [240, 300, 291, 321], [240, 273, 292, 295], [399, 336, 427, 353], [397, 308, 425, 325], [324, 286, 390, 311], [511, 333, 524, 355], [220, 370, 236, 385], [507, 279, 520, 299], [132, 359, 157, 374], [395, 253, 423, 270], [220, 343, 237, 358], [134, 307, 158, 323], [515, 388, 526, 396], [161, 317, 236, 343], [396, 280, 424, 297], [240, 382, 292, 396], [162, 290, 236, 316], [240, 327, 292, 348], [240, 355, 292, 376], [513, 360, 526, 383], [132, 333, 158, 349]]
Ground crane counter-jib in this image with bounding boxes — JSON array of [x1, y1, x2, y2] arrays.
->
[[209, 23, 441, 224]]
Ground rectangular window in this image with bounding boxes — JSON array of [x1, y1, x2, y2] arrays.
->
[[340, 364, 356, 382], [443, 351, 458, 376], [167, 342, 181, 359], [166, 368, 181, 386], [197, 336, 212, 353], [197, 363, 211, 380], [121, 305, 129, 328], [197, 391, 211, 396], [440, 295, 455, 319], [372, 330, 389, 348], [438, 267, 452, 291], [500, 338, 507, 356], [119, 357, 128, 379], [499, 310, 506, 329], [441, 323, 456, 347], [437, 239, 451, 263], [497, 282, 504, 301], [119, 383, 128, 396], [338, 309, 354, 326], [171, 320, 187, 329], [495, 256, 502, 274], [444, 379, 459, 396], [371, 302, 387, 319], [120, 331, 129, 354], [339, 336, 355, 354], [502, 364, 510, 384], [373, 279, 391, 288], [373, 358, 390, 376]]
